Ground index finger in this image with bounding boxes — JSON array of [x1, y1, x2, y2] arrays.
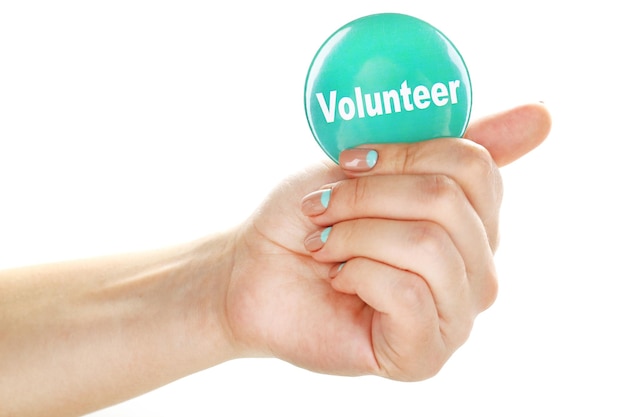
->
[[339, 139, 503, 250]]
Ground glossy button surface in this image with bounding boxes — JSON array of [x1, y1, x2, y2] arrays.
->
[[304, 13, 472, 162]]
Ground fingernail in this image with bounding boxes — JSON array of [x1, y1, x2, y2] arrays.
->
[[339, 148, 378, 172], [304, 226, 332, 252], [329, 262, 345, 279], [301, 189, 331, 216]]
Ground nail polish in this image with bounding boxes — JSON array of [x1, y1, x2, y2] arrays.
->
[[320, 189, 331, 209], [320, 226, 332, 243], [339, 148, 378, 171], [329, 262, 346, 279], [301, 189, 332, 216], [304, 227, 332, 252], [366, 150, 378, 168]]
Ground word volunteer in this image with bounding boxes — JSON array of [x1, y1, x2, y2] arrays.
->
[[315, 79, 461, 123]]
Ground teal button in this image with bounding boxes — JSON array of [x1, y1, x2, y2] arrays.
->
[[304, 13, 472, 163]]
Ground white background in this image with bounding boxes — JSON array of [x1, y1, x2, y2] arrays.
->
[[1, 1, 624, 416]]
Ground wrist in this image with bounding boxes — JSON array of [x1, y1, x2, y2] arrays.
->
[[180, 230, 241, 370]]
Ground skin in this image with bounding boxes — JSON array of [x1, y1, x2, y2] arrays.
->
[[0, 103, 551, 417]]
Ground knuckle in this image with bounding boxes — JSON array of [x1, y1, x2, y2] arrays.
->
[[459, 140, 497, 176], [392, 274, 431, 313], [422, 174, 463, 207], [459, 141, 503, 194], [449, 316, 475, 349], [404, 222, 448, 259], [432, 173, 462, 199], [421, 352, 449, 380], [478, 264, 499, 312], [439, 305, 475, 351], [401, 347, 450, 382], [490, 229, 501, 253]]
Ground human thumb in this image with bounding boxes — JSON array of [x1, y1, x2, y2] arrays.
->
[[463, 103, 552, 167]]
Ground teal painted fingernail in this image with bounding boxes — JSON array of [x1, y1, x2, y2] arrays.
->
[[320, 226, 332, 243], [321, 189, 331, 208], [330, 261, 346, 279], [366, 150, 378, 168]]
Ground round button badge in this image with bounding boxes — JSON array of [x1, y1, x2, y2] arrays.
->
[[304, 13, 472, 162]]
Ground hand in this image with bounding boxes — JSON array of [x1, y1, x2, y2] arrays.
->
[[223, 103, 551, 381]]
